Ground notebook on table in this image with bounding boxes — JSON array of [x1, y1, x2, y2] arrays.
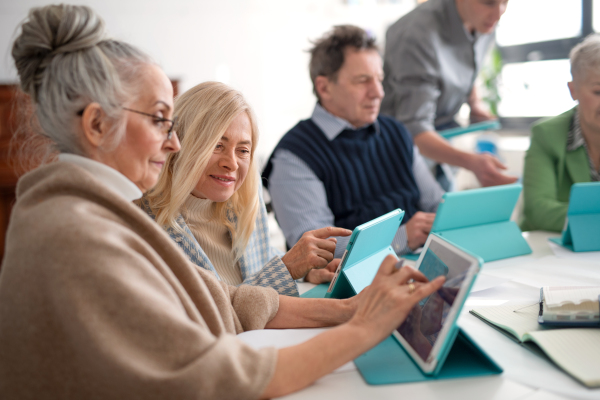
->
[[538, 286, 600, 326], [470, 294, 600, 388]]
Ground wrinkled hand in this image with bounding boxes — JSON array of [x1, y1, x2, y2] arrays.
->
[[347, 255, 445, 345], [406, 212, 435, 251], [305, 258, 340, 284], [282, 227, 352, 280], [469, 153, 518, 187]]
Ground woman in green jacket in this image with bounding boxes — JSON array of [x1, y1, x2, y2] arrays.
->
[[522, 35, 600, 232]]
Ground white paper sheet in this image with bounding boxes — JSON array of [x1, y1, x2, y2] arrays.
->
[[548, 240, 600, 261], [481, 256, 600, 288], [237, 328, 357, 373], [470, 274, 511, 293]]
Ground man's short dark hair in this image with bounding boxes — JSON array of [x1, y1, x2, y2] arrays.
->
[[309, 25, 379, 99]]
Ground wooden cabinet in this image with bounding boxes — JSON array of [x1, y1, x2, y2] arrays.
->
[[0, 85, 23, 263]]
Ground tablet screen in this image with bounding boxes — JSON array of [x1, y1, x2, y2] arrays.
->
[[395, 237, 476, 364]]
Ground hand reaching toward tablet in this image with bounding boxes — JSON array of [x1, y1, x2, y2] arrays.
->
[[260, 255, 445, 398], [281, 227, 352, 280], [347, 255, 445, 346], [406, 212, 436, 250], [304, 258, 340, 284]]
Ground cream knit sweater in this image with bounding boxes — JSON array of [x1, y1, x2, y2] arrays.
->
[[183, 195, 243, 285]]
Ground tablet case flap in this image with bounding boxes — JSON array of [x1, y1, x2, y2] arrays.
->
[[345, 246, 396, 294], [326, 271, 356, 299], [327, 246, 396, 299], [549, 236, 573, 251], [551, 214, 600, 252], [568, 214, 600, 252], [432, 185, 522, 232], [552, 182, 600, 252], [326, 209, 404, 299], [436, 220, 532, 262], [299, 283, 329, 298], [438, 120, 501, 140], [354, 328, 502, 385]]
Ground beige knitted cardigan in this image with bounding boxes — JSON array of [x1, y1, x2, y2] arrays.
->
[[0, 162, 279, 400]]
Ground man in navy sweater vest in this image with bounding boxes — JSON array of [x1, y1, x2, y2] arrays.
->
[[263, 26, 444, 282]]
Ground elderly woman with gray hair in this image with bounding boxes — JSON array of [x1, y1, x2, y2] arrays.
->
[[522, 34, 600, 232], [0, 4, 444, 400]]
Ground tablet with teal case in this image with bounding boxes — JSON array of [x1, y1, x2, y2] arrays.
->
[[438, 120, 501, 140], [354, 328, 501, 384], [325, 209, 404, 299], [431, 184, 531, 262], [354, 233, 502, 384], [549, 182, 600, 252]]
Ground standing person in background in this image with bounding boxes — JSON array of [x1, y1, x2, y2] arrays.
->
[[521, 34, 600, 232], [381, 0, 516, 190], [263, 25, 445, 260]]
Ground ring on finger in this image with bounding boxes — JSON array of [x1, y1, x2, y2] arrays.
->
[[408, 282, 415, 294]]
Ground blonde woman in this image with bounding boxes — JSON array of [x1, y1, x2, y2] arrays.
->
[[143, 82, 350, 296]]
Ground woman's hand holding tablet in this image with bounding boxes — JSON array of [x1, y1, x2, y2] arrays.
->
[[346, 255, 446, 347]]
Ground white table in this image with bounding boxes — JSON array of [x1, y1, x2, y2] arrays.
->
[[239, 231, 600, 400]]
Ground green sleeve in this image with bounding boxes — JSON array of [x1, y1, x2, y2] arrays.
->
[[522, 125, 568, 232]]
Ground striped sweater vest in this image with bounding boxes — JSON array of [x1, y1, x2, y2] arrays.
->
[[263, 116, 420, 229]]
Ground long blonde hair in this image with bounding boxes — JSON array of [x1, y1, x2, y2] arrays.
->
[[146, 82, 260, 261]]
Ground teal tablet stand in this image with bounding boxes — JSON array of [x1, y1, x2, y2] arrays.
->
[[438, 120, 501, 140], [354, 328, 502, 384], [549, 182, 600, 252], [325, 209, 404, 299], [300, 283, 329, 298], [431, 184, 531, 262]]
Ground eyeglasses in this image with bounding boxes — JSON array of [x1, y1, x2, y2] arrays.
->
[[76, 107, 178, 140], [122, 108, 178, 140]]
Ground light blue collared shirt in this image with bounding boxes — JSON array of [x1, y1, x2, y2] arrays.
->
[[268, 103, 444, 258]]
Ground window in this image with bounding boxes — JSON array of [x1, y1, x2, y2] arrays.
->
[[496, 1, 582, 47], [495, 0, 592, 126]]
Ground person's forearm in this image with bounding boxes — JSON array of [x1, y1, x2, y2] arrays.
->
[[468, 86, 478, 106], [260, 322, 376, 398], [414, 131, 476, 169], [265, 296, 354, 329]]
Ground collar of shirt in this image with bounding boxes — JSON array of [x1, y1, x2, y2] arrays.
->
[[567, 108, 585, 152], [58, 153, 143, 201], [567, 107, 600, 179], [442, 0, 482, 44], [462, 25, 481, 43], [311, 103, 380, 141]]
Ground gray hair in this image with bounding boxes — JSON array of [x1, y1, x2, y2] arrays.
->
[[570, 33, 600, 81], [11, 4, 153, 167], [309, 25, 379, 99]]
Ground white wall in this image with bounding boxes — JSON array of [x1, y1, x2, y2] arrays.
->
[[0, 0, 416, 164]]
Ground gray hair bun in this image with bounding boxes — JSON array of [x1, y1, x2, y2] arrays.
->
[[12, 4, 107, 101], [10, 4, 152, 165]]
